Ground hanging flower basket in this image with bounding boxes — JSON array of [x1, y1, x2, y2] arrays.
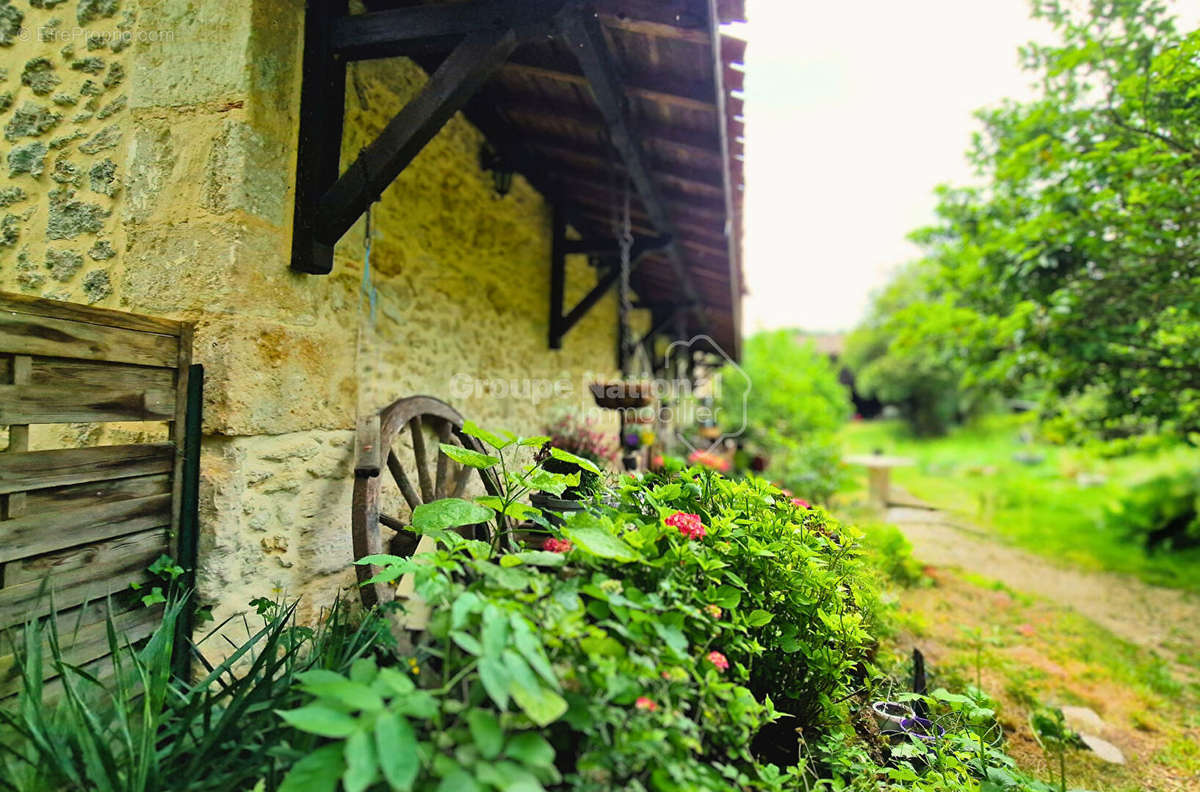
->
[[698, 425, 722, 440], [590, 381, 654, 410]]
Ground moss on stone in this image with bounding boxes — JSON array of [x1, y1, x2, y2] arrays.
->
[[8, 141, 47, 177], [51, 92, 76, 106], [71, 57, 106, 75], [80, 80, 102, 97], [103, 62, 125, 90], [96, 94, 126, 119], [15, 248, 43, 289], [21, 58, 61, 96], [0, 2, 24, 47], [88, 239, 115, 260], [4, 102, 62, 141], [78, 123, 121, 154], [50, 157, 78, 185], [45, 248, 83, 280], [88, 158, 117, 195], [49, 129, 86, 149], [0, 213, 20, 247], [82, 268, 111, 302], [77, 0, 120, 26], [47, 188, 109, 239], [0, 186, 26, 207]]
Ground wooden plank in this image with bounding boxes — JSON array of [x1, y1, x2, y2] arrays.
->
[[502, 60, 717, 113], [0, 385, 175, 424], [333, 0, 566, 60], [0, 604, 161, 699], [21, 473, 171, 514], [0, 443, 174, 496], [168, 326, 193, 557], [0, 543, 158, 627], [29, 357, 175, 392], [315, 26, 522, 246], [5, 527, 168, 587], [2, 355, 31, 520], [0, 312, 178, 368], [0, 495, 172, 564], [0, 293, 182, 336]]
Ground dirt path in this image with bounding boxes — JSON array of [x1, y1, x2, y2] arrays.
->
[[885, 492, 1200, 673]]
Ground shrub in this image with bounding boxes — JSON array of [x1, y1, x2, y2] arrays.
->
[[1104, 471, 1200, 552]]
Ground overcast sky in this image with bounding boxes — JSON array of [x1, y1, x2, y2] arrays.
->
[[737, 0, 1057, 333]]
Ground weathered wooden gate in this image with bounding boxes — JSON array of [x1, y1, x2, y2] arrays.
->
[[0, 292, 196, 696]]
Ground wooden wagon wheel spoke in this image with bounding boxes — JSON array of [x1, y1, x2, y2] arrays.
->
[[409, 415, 435, 503], [379, 513, 406, 532], [387, 450, 422, 512], [434, 419, 452, 500], [352, 396, 502, 627]]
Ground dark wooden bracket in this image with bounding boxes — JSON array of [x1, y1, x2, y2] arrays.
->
[[291, 0, 569, 274], [548, 203, 671, 350]]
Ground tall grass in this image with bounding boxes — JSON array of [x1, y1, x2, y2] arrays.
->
[[0, 595, 392, 792]]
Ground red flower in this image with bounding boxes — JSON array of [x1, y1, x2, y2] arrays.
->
[[665, 511, 705, 540], [542, 537, 573, 553], [687, 449, 731, 473], [635, 696, 657, 711], [791, 497, 811, 510], [706, 651, 729, 671], [705, 604, 722, 619]]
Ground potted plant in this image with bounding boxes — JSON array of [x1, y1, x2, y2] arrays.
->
[[537, 412, 617, 504]]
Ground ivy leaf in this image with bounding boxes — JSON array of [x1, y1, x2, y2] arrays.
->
[[412, 498, 493, 532], [277, 743, 344, 792], [549, 447, 602, 475], [439, 443, 501, 469], [467, 709, 505, 760], [374, 712, 419, 791], [276, 705, 358, 738]]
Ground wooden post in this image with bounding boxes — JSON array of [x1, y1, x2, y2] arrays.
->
[[868, 466, 890, 509], [2, 355, 31, 522]]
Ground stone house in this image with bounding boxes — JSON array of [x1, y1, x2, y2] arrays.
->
[[0, 0, 745, 627]]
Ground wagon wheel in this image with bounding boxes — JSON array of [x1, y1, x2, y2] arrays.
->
[[351, 396, 500, 622]]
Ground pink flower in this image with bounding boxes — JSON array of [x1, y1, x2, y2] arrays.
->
[[687, 450, 731, 473], [542, 537, 573, 553], [791, 497, 811, 510], [665, 511, 705, 540], [706, 651, 729, 671], [635, 696, 657, 711], [705, 604, 722, 619]]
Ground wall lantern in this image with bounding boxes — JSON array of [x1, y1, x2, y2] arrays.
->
[[479, 143, 513, 197]]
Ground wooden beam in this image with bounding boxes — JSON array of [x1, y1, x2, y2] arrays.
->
[[502, 58, 717, 113], [502, 102, 722, 159], [527, 139, 724, 193], [706, 0, 742, 359], [591, 0, 708, 32], [315, 27, 522, 246], [332, 0, 565, 60]]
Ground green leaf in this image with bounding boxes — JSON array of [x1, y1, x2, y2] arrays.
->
[[549, 447, 602, 475], [451, 630, 483, 656], [376, 667, 416, 697], [504, 650, 567, 726], [500, 551, 567, 568], [439, 443, 501, 469], [478, 656, 512, 710], [562, 514, 638, 562], [343, 729, 378, 792], [297, 669, 385, 712], [393, 690, 439, 719], [276, 705, 359, 738], [374, 712, 420, 791], [278, 743, 345, 792], [460, 420, 508, 450], [481, 606, 510, 658], [504, 732, 555, 767], [746, 609, 774, 627], [518, 434, 552, 448], [467, 709, 505, 760], [712, 586, 742, 608], [412, 498, 494, 532]]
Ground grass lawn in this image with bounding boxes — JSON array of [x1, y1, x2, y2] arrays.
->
[[838, 414, 1200, 592]]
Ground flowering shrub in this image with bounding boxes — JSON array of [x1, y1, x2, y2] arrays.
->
[[687, 449, 731, 472], [269, 425, 1052, 792]]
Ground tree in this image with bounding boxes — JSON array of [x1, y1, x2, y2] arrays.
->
[[857, 0, 1200, 440]]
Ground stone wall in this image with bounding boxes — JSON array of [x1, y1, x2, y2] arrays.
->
[[0, 0, 645, 627]]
